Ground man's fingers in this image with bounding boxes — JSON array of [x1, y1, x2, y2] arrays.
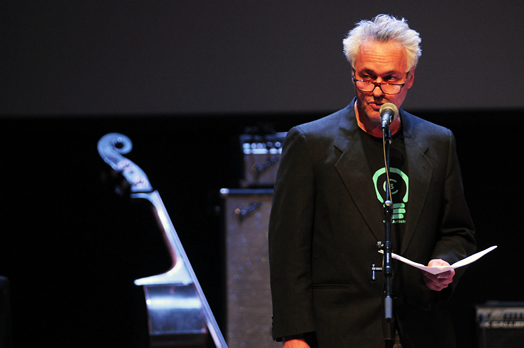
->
[[423, 269, 454, 291]]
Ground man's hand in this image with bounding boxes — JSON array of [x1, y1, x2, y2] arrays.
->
[[283, 339, 310, 348], [422, 259, 455, 291]]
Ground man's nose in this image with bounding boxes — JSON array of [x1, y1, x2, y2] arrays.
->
[[372, 84, 385, 96]]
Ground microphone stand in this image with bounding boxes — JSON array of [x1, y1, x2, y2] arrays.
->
[[371, 104, 399, 347], [382, 125, 395, 348]]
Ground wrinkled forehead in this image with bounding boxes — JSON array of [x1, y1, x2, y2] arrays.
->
[[353, 40, 409, 74]]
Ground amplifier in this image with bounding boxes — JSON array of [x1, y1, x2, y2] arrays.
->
[[238, 133, 286, 187], [476, 302, 524, 348], [219, 188, 274, 347]]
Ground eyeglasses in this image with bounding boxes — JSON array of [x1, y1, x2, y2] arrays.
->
[[352, 72, 410, 95]]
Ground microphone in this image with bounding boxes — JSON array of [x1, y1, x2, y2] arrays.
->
[[380, 103, 399, 130]]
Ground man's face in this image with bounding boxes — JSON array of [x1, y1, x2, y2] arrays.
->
[[353, 40, 415, 125]]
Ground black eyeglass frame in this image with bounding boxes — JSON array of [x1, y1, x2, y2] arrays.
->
[[352, 71, 411, 95]]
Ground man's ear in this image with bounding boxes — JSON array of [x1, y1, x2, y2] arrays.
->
[[407, 67, 416, 89]]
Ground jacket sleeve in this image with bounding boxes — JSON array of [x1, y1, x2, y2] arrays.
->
[[268, 126, 316, 340]]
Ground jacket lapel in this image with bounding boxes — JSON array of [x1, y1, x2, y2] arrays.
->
[[400, 112, 433, 254], [333, 104, 384, 241]]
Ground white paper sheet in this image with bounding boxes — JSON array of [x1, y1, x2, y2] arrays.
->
[[378, 245, 497, 275]]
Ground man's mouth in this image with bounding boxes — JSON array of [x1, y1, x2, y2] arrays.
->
[[369, 101, 384, 110]]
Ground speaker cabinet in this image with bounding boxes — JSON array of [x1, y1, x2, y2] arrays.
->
[[476, 302, 524, 348], [219, 188, 273, 347]]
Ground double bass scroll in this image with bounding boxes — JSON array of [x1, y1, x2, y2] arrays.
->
[[98, 133, 227, 348]]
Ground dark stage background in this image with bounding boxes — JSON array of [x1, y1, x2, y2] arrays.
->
[[2, 1, 524, 115], [1, 1, 522, 347]]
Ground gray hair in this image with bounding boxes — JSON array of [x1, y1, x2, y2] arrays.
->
[[343, 14, 422, 70]]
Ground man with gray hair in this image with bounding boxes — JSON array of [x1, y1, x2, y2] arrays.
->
[[269, 14, 475, 347]]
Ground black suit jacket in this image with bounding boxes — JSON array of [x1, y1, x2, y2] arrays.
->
[[268, 101, 476, 347]]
